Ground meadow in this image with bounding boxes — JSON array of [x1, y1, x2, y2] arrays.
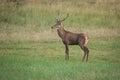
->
[[0, 0, 120, 80]]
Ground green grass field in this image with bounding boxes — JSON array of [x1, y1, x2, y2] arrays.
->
[[0, 0, 120, 80], [0, 39, 120, 80]]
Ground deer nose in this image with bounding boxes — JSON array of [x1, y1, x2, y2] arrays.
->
[[51, 26, 54, 29]]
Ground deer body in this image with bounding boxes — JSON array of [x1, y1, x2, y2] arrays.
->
[[51, 13, 89, 62], [57, 26, 87, 45]]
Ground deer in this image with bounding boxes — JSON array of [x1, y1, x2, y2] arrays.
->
[[51, 13, 89, 62]]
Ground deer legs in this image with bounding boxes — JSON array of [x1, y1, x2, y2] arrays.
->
[[80, 45, 89, 62], [64, 43, 89, 61], [65, 44, 69, 60]]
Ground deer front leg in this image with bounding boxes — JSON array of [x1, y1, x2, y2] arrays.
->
[[65, 44, 69, 60]]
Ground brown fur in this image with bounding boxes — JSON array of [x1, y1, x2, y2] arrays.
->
[[51, 14, 89, 62]]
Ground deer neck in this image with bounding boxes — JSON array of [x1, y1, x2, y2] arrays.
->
[[57, 26, 66, 39]]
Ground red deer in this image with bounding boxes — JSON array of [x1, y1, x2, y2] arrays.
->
[[51, 13, 89, 62]]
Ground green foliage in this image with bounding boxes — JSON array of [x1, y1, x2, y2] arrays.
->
[[0, 38, 120, 80], [0, 1, 120, 79], [0, 0, 119, 27]]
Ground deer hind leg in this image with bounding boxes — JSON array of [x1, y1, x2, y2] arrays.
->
[[65, 44, 69, 60], [79, 45, 89, 62], [79, 45, 86, 61], [79, 38, 89, 62], [82, 49, 86, 62], [83, 46, 89, 62]]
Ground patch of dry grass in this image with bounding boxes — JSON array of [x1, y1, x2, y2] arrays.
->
[[0, 24, 119, 41], [0, 0, 119, 42]]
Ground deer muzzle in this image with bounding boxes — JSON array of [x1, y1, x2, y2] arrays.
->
[[51, 25, 55, 29], [51, 26, 54, 29]]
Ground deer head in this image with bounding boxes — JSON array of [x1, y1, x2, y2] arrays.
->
[[51, 13, 69, 29]]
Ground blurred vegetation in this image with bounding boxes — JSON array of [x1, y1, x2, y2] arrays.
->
[[0, 0, 119, 41], [0, 1, 120, 80], [0, 0, 119, 27]]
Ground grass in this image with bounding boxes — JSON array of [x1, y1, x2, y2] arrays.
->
[[0, 0, 119, 27], [0, 0, 120, 80], [0, 37, 120, 80], [0, 56, 119, 80]]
